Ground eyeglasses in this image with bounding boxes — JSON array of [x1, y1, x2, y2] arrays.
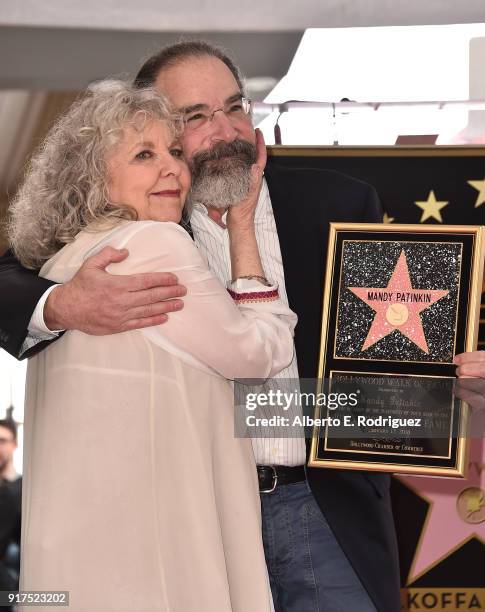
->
[[183, 97, 251, 132]]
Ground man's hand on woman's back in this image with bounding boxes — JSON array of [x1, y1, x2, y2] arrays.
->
[[44, 246, 186, 334]]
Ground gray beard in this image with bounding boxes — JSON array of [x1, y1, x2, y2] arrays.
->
[[188, 139, 257, 209]]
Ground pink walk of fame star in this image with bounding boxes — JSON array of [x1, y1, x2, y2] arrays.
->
[[348, 250, 449, 353], [398, 434, 485, 582]]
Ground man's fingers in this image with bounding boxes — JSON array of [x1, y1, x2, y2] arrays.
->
[[254, 128, 267, 170], [454, 350, 485, 366], [126, 299, 184, 322], [248, 130, 267, 196], [454, 351, 485, 378], [122, 284, 187, 309], [456, 362, 485, 377], [81, 250, 182, 295], [85, 246, 129, 270], [248, 164, 263, 194], [121, 272, 182, 293], [121, 314, 169, 332]]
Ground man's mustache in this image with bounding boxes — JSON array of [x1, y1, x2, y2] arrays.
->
[[190, 139, 257, 170]]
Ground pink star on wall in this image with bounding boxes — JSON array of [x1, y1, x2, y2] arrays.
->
[[348, 250, 449, 353], [398, 434, 484, 583]]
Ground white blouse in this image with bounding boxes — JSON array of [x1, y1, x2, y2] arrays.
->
[[40, 220, 297, 380]]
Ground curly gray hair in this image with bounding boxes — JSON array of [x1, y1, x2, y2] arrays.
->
[[7, 80, 182, 269]]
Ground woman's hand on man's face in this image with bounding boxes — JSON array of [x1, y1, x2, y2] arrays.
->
[[44, 246, 186, 334], [226, 128, 267, 231]]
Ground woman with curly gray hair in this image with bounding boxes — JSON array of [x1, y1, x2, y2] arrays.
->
[[9, 80, 296, 611]]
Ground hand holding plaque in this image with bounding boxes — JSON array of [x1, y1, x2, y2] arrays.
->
[[310, 223, 485, 476]]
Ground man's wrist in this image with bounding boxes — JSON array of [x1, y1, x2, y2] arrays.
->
[[231, 274, 271, 286], [43, 285, 66, 332], [27, 284, 64, 338], [226, 216, 256, 235]]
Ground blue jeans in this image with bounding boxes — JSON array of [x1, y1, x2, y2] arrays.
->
[[261, 481, 377, 612]]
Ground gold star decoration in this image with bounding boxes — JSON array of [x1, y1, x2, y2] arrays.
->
[[382, 212, 395, 224], [467, 178, 485, 208], [415, 190, 449, 223]]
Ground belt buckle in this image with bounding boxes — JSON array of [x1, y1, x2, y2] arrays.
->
[[260, 466, 278, 494]]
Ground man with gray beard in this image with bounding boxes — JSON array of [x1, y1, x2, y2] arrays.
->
[[0, 42, 401, 611], [189, 139, 256, 209]]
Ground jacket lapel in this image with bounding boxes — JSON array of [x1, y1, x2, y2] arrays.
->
[[264, 160, 330, 379]]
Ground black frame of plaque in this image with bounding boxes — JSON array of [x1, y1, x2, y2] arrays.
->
[[309, 223, 485, 476]]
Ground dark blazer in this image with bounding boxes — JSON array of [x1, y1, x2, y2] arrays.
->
[[0, 160, 401, 611], [265, 159, 401, 612], [0, 251, 54, 358]]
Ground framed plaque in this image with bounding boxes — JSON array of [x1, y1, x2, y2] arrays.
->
[[309, 223, 485, 476]]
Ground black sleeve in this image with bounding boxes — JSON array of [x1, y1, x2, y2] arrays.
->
[[0, 250, 57, 359]]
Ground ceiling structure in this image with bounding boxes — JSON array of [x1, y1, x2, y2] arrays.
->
[[1, 1, 484, 250], [2, 0, 485, 31], [1, 0, 485, 89], [0, 27, 302, 91]]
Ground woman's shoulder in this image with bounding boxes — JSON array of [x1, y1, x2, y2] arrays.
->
[[112, 220, 190, 239], [42, 221, 192, 273], [101, 220, 207, 276], [81, 220, 192, 258], [91, 220, 190, 247]]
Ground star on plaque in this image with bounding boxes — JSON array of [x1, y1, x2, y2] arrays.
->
[[467, 178, 485, 208], [348, 250, 449, 353], [383, 213, 395, 224], [415, 190, 449, 222]]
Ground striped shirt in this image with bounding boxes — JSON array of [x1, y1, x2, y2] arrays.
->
[[191, 179, 306, 466]]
